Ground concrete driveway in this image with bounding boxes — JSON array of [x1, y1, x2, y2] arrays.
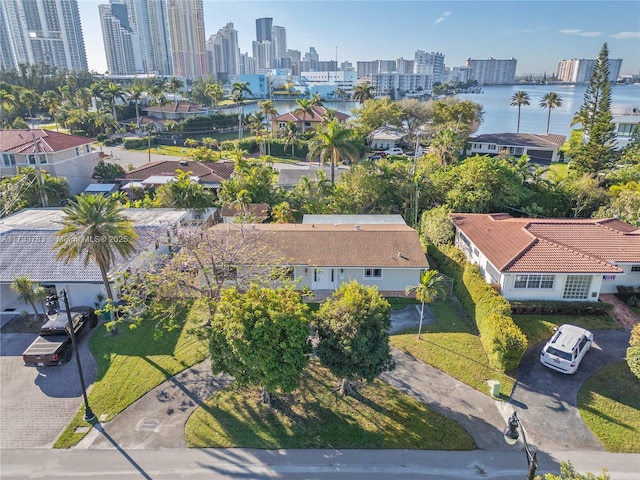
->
[[509, 329, 631, 451], [0, 329, 97, 449]]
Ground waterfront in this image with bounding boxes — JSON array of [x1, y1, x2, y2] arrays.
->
[[219, 84, 639, 140], [457, 84, 640, 138]]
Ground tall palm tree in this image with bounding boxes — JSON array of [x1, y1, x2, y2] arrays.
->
[[310, 93, 323, 106], [10, 276, 47, 317], [307, 119, 359, 185], [205, 82, 223, 110], [539, 92, 563, 134], [41, 90, 61, 131], [0, 87, 17, 126], [404, 270, 446, 339], [74, 87, 92, 111], [54, 194, 138, 326], [232, 81, 252, 142], [127, 82, 145, 129], [258, 99, 278, 155], [430, 128, 463, 166], [352, 82, 375, 104], [18, 89, 39, 126], [509, 90, 531, 134], [103, 82, 127, 120], [281, 120, 299, 157], [168, 77, 184, 99], [293, 98, 315, 133]]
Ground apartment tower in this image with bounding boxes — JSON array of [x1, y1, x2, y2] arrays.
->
[[167, 0, 207, 79]]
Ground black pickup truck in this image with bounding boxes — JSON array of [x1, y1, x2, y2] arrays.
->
[[22, 306, 97, 367]]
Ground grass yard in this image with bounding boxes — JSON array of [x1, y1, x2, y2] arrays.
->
[[578, 361, 640, 453], [390, 300, 517, 398], [513, 314, 621, 347], [185, 359, 476, 450], [54, 301, 209, 448]]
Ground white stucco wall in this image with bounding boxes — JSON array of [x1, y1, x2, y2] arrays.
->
[[599, 263, 640, 294], [500, 274, 602, 302], [293, 266, 422, 293]]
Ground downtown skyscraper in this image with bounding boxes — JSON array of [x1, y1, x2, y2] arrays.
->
[[99, 1, 143, 75], [0, 0, 87, 71], [123, 0, 172, 76], [167, 0, 206, 79], [207, 22, 240, 82]]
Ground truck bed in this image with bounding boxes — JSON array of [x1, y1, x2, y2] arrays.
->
[[22, 335, 68, 366]]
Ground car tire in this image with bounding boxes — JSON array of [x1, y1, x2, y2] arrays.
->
[[60, 347, 72, 364]]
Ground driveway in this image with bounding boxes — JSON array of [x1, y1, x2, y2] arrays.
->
[[509, 329, 631, 451], [0, 330, 97, 449]]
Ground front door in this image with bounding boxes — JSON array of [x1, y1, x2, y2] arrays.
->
[[312, 268, 335, 290]]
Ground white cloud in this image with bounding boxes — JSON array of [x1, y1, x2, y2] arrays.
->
[[435, 11, 452, 25], [610, 31, 640, 39], [560, 29, 602, 37]]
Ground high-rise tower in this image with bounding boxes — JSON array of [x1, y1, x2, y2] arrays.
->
[[0, 0, 87, 71], [255, 17, 272, 42], [99, 1, 143, 75], [167, 0, 207, 79], [207, 22, 240, 81], [124, 0, 173, 76]]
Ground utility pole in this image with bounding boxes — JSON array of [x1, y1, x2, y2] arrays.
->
[[30, 129, 48, 207]]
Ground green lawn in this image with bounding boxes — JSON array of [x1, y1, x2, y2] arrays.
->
[[513, 314, 621, 347], [578, 361, 640, 453], [54, 301, 209, 448], [390, 300, 517, 398], [185, 359, 476, 450]]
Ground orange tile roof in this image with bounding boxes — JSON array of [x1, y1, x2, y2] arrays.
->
[[209, 223, 428, 268], [274, 105, 349, 122], [0, 129, 94, 153], [450, 213, 640, 274], [120, 160, 234, 184]]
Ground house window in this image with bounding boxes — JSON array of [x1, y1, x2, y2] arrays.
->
[[617, 123, 637, 137], [488, 144, 496, 150], [563, 275, 592, 300], [28, 154, 37, 164], [2, 153, 16, 166], [85, 145, 91, 153], [458, 232, 471, 247], [364, 268, 382, 278], [631, 265, 640, 272], [75, 147, 80, 156], [514, 274, 555, 289]]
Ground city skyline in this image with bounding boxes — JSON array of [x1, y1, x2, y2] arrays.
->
[[75, 0, 640, 77]]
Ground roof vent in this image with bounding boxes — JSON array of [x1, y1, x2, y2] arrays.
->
[[398, 252, 402, 258], [179, 160, 188, 166], [355, 224, 360, 230]]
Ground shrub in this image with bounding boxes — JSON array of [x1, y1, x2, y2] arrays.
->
[[510, 300, 613, 315], [628, 324, 640, 379], [428, 242, 527, 372], [96, 133, 109, 142], [123, 137, 150, 149]]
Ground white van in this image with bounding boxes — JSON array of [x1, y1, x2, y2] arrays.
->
[[384, 147, 403, 155], [540, 324, 593, 374]]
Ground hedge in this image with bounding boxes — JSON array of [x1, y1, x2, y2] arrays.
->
[[123, 137, 151, 149], [628, 324, 640, 379], [428, 243, 528, 372]]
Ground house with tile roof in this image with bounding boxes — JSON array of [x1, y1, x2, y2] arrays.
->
[[273, 105, 349, 134], [0, 129, 98, 195], [450, 213, 640, 302], [143, 101, 212, 121], [0, 208, 190, 312], [468, 133, 566, 164], [118, 160, 234, 191], [208, 221, 429, 295]]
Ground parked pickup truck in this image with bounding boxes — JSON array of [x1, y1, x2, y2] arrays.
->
[[22, 306, 97, 367]]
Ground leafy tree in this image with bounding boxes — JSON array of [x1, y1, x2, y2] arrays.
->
[[566, 174, 608, 218], [352, 82, 375, 104], [307, 119, 359, 184], [154, 169, 214, 213], [218, 158, 279, 207], [510, 90, 530, 134], [287, 170, 333, 219], [420, 205, 454, 246], [293, 98, 315, 133], [41, 90, 61, 130], [54, 194, 138, 328], [351, 97, 403, 142], [0, 166, 69, 216], [539, 92, 563, 134], [313, 281, 394, 395], [92, 160, 125, 183], [429, 98, 484, 137], [539, 460, 610, 480], [405, 270, 446, 339], [209, 287, 311, 406], [570, 43, 616, 174], [10, 276, 47, 316], [12, 117, 29, 129], [168, 77, 184, 97], [204, 82, 223, 109], [593, 182, 640, 227], [627, 323, 640, 380], [396, 98, 433, 139]]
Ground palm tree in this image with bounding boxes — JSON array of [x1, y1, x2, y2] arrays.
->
[[404, 270, 446, 339], [281, 120, 299, 157], [204, 82, 223, 110], [0, 87, 17, 126], [232, 82, 252, 142], [10, 276, 47, 317], [430, 128, 463, 166], [103, 82, 127, 120], [293, 98, 315, 133], [74, 87, 92, 111], [310, 93, 323, 107], [307, 119, 359, 185], [352, 82, 375, 104], [168, 77, 184, 99], [54, 194, 138, 326], [539, 92, 563, 134], [510, 90, 530, 134], [258, 99, 278, 155], [41, 90, 61, 131], [18, 89, 39, 127], [127, 82, 145, 129]]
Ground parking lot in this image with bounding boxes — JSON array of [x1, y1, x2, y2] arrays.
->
[[0, 327, 97, 448]]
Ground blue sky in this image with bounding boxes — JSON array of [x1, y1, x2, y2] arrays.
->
[[78, 0, 640, 76]]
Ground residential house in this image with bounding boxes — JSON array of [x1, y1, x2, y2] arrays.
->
[[0, 208, 192, 312], [220, 203, 269, 223], [0, 129, 98, 195], [467, 133, 566, 164], [208, 220, 429, 295], [369, 128, 405, 150], [612, 106, 640, 148], [450, 213, 640, 302], [277, 165, 344, 189], [273, 105, 349, 134], [143, 101, 212, 122]]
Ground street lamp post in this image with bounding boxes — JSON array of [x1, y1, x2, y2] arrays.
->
[[504, 411, 537, 480], [46, 291, 96, 422]]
